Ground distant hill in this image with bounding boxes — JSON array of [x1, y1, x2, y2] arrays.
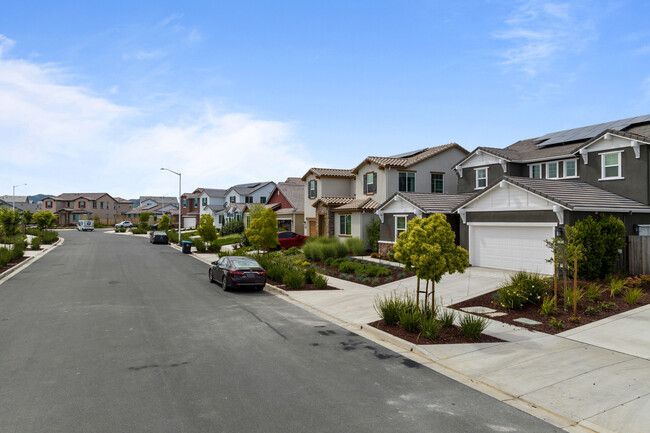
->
[[29, 194, 52, 203]]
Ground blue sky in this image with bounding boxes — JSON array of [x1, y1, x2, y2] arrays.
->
[[1, 0, 649, 199]]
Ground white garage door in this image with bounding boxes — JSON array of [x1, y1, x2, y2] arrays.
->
[[183, 217, 196, 229], [469, 224, 554, 274]]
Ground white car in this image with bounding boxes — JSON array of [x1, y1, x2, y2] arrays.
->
[[115, 221, 133, 229]]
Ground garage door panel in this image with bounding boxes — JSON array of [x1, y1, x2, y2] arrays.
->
[[470, 225, 553, 274]]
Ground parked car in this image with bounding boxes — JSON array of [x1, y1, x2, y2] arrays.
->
[[115, 221, 133, 229], [209, 256, 266, 291], [149, 223, 159, 230], [277, 231, 308, 249], [76, 220, 94, 232], [150, 231, 168, 244]]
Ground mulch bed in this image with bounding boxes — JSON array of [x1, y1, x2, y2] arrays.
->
[[450, 288, 650, 335], [313, 258, 415, 287], [267, 278, 339, 291], [369, 319, 503, 344], [0, 256, 30, 275]]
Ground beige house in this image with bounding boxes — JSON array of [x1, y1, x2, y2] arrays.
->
[[41, 193, 127, 225]]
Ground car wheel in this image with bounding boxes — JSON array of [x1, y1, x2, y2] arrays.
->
[[221, 276, 230, 291], [256, 285, 265, 291], [209, 269, 214, 283]]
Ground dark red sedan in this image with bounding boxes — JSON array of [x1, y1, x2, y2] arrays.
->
[[277, 231, 309, 249]]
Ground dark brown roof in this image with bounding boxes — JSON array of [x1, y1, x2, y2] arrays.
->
[[332, 198, 380, 212], [301, 168, 354, 181], [311, 196, 355, 208], [379, 192, 476, 214], [352, 143, 468, 174], [55, 193, 112, 201], [275, 179, 305, 212], [491, 177, 650, 212]]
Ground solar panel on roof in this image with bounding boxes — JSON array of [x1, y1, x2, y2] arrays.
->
[[388, 148, 428, 158], [536, 114, 650, 147]]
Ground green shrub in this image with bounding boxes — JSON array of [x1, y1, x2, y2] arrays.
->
[[304, 267, 316, 284], [584, 306, 600, 315], [221, 220, 244, 235], [438, 308, 455, 327], [496, 271, 547, 310], [419, 316, 440, 340], [335, 242, 348, 258], [38, 230, 58, 244], [585, 283, 604, 301], [208, 243, 221, 254], [345, 237, 365, 256], [312, 273, 328, 289], [131, 228, 148, 235], [398, 309, 422, 332], [549, 317, 564, 329], [366, 218, 380, 253], [30, 236, 41, 250], [609, 278, 625, 297], [458, 314, 489, 339], [624, 287, 643, 305], [598, 216, 626, 277], [282, 267, 305, 289], [565, 287, 585, 309], [539, 295, 556, 316], [265, 263, 287, 282], [374, 292, 404, 326], [598, 301, 616, 311], [192, 237, 206, 252], [338, 261, 359, 274]]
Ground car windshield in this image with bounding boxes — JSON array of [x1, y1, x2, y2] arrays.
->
[[230, 258, 261, 269]]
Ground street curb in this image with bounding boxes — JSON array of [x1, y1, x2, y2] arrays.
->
[[0, 237, 64, 284], [179, 249, 595, 432]]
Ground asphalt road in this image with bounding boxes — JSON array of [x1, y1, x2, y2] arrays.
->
[[0, 230, 561, 432]]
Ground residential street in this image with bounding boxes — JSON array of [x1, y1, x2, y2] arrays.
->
[[0, 230, 561, 433]]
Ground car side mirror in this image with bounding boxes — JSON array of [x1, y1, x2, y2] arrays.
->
[[211, 261, 217, 265]]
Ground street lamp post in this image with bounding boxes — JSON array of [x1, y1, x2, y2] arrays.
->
[[160, 168, 182, 245], [12, 183, 27, 211]]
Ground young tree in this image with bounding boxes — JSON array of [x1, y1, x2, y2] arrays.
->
[[245, 208, 279, 254], [248, 203, 266, 223], [0, 208, 21, 244], [197, 214, 218, 247], [393, 214, 469, 314], [365, 217, 380, 253], [32, 211, 57, 231], [598, 215, 626, 277], [21, 210, 33, 233], [158, 214, 171, 231]]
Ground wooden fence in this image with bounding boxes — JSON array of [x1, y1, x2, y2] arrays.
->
[[628, 236, 650, 275]]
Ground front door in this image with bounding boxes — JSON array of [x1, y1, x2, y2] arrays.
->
[[318, 214, 325, 237], [308, 220, 316, 237]]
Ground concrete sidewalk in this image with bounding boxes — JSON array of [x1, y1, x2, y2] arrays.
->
[[262, 264, 650, 433]]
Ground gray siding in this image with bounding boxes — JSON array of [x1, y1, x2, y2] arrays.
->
[[457, 163, 506, 194]]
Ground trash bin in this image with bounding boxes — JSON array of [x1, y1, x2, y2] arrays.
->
[[182, 241, 193, 254]]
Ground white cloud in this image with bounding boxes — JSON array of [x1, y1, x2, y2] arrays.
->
[[0, 47, 312, 198], [0, 34, 15, 56], [494, 1, 595, 76]]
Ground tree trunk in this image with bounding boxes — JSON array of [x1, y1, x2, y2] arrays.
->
[[573, 256, 578, 316], [431, 279, 436, 317], [416, 277, 420, 307], [553, 251, 558, 308]]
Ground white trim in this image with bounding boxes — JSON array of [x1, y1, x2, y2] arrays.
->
[[546, 161, 559, 179], [394, 214, 408, 241], [457, 179, 570, 212], [475, 167, 488, 189], [599, 150, 623, 180], [579, 131, 650, 154], [562, 158, 578, 178], [378, 240, 395, 245], [573, 207, 650, 213], [467, 222, 557, 227], [528, 163, 542, 179]]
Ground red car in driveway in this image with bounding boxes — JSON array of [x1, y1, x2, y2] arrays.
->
[[277, 231, 308, 249]]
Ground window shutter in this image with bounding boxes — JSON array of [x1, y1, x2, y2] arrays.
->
[[363, 174, 367, 194]]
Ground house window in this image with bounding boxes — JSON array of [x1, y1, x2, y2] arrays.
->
[[398, 172, 415, 192], [339, 214, 351, 235], [202, 198, 207, 206], [246, 214, 251, 227], [260, 197, 266, 204], [218, 215, 225, 225], [363, 172, 377, 194], [79, 201, 85, 209], [529, 164, 542, 179], [245, 196, 253, 203], [46, 201, 52, 208], [564, 160, 577, 177], [92, 201, 97, 209], [100, 202, 104, 209], [475, 168, 487, 189], [546, 162, 559, 179], [230, 196, 236, 203], [193, 199, 199, 207], [308, 180, 317, 199], [395, 215, 407, 240], [601, 151, 622, 179], [67, 202, 71, 207], [431, 173, 444, 194]]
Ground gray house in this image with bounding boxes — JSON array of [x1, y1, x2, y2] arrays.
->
[[453, 114, 650, 274]]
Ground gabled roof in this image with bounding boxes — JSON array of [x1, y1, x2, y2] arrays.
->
[[226, 203, 248, 213], [332, 198, 380, 212], [181, 192, 201, 199], [273, 178, 305, 212], [573, 129, 650, 154], [378, 192, 475, 214], [0, 195, 29, 203], [206, 204, 226, 212], [201, 188, 227, 198], [0, 200, 38, 213], [227, 181, 275, 196], [55, 193, 112, 201], [352, 143, 468, 174], [311, 196, 355, 208], [139, 196, 179, 205], [301, 168, 354, 181], [457, 176, 650, 213]]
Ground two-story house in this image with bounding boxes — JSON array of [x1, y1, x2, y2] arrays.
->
[[303, 144, 469, 246], [219, 181, 276, 224], [265, 177, 305, 234], [41, 193, 123, 225], [199, 188, 228, 229], [452, 114, 650, 274], [302, 168, 356, 237], [181, 189, 204, 229]]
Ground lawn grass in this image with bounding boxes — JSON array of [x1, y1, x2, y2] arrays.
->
[[214, 234, 242, 246]]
